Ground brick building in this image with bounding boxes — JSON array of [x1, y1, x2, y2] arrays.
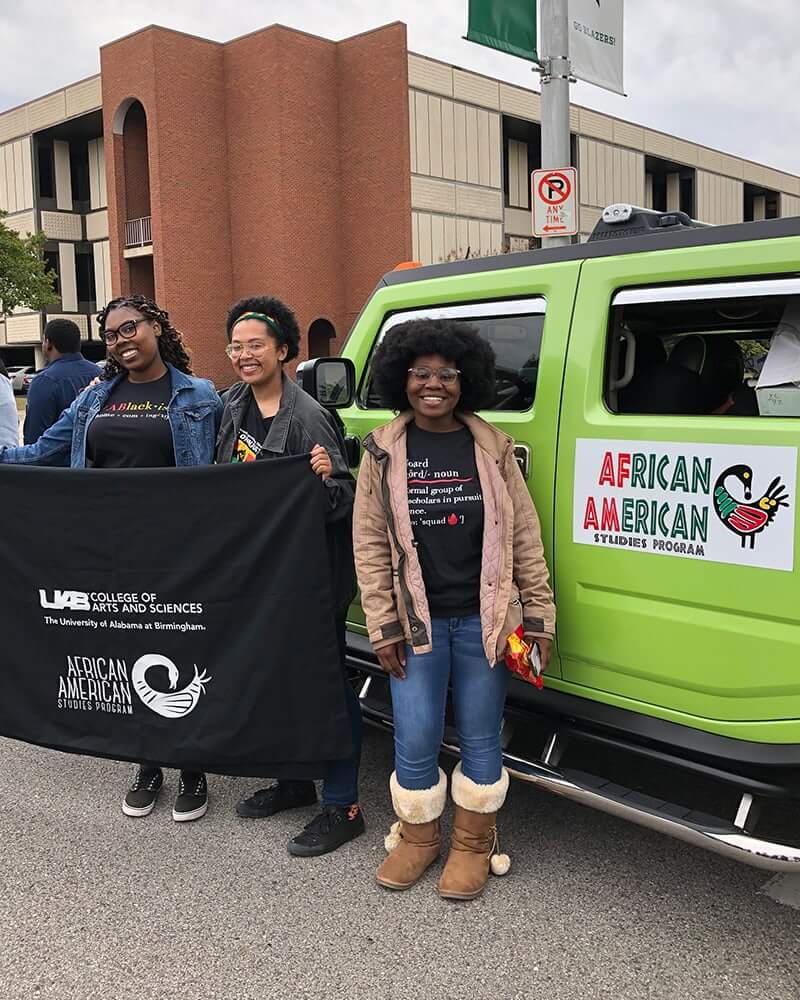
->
[[2, 20, 800, 383]]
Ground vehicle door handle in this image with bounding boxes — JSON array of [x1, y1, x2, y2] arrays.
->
[[514, 445, 530, 480], [344, 435, 362, 467]]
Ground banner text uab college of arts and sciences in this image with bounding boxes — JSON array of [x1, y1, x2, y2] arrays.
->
[[0, 457, 352, 777]]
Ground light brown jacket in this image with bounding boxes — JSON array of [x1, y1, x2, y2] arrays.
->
[[353, 411, 555, 664]]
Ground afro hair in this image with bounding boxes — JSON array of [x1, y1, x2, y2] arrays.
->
[[371, 318, 496, 412], [226, 296, 301, 362]]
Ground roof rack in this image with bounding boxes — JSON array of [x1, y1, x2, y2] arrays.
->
[[589, 204, 710, 243]]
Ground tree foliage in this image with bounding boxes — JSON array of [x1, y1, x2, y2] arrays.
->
[[0, 211, 58, 316]]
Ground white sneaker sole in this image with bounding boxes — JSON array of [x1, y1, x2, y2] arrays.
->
[[122, 799, 157, 818], [172, 801, 208, 823]]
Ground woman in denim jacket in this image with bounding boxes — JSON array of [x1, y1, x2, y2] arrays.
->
[[0, 294, 222, 821], [0, 297, 220, 469]]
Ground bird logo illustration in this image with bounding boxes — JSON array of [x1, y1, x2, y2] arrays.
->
[[131, 653, 211, 719], [713, 464, 790, 549]]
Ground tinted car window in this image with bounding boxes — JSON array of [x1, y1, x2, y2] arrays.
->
[[362, 303, 545, 412], [606, 282, 800, 418]]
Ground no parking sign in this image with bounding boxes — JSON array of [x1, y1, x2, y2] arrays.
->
[[532, 167, 578, 238]]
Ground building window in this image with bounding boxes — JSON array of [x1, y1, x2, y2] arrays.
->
[[37, 142, 55, 200], [76, 248, 96, 312], [43, 249, 60, 297], [308, 318, 336, 359], [506, 139, 530, 209], [70, 141, 91, 206], [743, 184, 779, 222], [502, 117, 541, 210], [645, 156, 695, 216]]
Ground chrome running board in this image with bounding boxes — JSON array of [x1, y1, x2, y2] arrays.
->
[[360, 707, 800, 873], [500, 748, 800, 873]]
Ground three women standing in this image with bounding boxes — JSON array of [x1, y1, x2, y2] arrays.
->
[[4, 295, 555, 884], [354, 318, 555, 899]]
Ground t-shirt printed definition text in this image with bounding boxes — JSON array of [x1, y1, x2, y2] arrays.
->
[[407, 458, 480, 528], [406, 423, 485, 617]]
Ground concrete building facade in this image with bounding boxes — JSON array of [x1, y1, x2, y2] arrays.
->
[[1, 20, 799, 380]]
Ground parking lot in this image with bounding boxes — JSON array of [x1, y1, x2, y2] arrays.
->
[[1, 727, 797, 1000]]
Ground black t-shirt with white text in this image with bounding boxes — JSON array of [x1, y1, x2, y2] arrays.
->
[[86, 372, 175, 469], [231, 390, 274, 462], [406, 422, 484, 618]]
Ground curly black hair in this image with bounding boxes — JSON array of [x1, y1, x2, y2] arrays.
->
[[225, 296, 300, 363], [96, 295, 192, 379], [371, 318, 496, 412]]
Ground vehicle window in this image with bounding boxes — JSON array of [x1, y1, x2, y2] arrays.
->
[[606, 279, 800, 418], [360, 299, 545, 412]]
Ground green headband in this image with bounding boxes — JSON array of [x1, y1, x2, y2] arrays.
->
[[232, 311, 283, 339]]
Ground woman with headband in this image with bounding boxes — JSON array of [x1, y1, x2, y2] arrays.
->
[[215, 297, 363, 858]]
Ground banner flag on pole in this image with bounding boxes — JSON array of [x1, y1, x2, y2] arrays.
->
[[0, 458, 352, 777], [568, 0, 625, 96], [465, 0, 539, 63]]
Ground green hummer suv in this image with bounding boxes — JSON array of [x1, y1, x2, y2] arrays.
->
[[303, 207, 800, 872]]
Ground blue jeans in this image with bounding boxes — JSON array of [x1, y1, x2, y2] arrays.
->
[[390, 615, 508, 790], [320, 679, 362, 808]]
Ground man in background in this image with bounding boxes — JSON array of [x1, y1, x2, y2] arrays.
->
[[23, 319, 101, 443]]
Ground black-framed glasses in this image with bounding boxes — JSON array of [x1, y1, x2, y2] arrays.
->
[[407, 366, 461, 384], [100, 317, 148, 346]]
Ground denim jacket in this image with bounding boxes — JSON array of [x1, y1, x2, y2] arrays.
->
[[0, 364, 222, 468]]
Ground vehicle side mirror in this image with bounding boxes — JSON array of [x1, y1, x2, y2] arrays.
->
[[296, 358, 356, 409]]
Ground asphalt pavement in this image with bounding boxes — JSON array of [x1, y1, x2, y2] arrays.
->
[[1, 728, 798, 1000]]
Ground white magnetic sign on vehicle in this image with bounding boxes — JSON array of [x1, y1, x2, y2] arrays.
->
[[573, 439, 796, 571]]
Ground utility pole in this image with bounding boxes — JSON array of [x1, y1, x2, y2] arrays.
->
[[539, 0, 572, 247]]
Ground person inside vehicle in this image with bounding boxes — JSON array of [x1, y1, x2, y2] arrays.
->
[[616, 330, 706, 415], [354, 318, 555, 900], [0, 294, 222, 823], [24, 318, 102, 444], [215, 296, 364, 858], [668, 334, 755, 414]]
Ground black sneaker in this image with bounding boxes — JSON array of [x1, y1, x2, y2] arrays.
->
[[122, 766, 163, 817], [287, 803, 365, 857], [236, 780, 317, 819], [172, 771, 208, 823]]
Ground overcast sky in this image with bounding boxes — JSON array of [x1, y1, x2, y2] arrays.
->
[[2, 1, 798, 175]]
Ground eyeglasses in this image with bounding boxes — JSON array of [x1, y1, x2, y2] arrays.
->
[[225, 341, 275, 359], [99, 317, 148, 346], [407, 366, 461, 384]]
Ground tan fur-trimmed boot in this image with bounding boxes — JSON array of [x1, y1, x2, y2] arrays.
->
[[376, 769, 447, 891], [437, 764, 511, 901]]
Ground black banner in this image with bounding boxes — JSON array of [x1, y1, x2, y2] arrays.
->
[[0, 458, 352, 777]]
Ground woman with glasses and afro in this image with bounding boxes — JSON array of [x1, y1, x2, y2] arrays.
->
[[215, 296, 364, 859], [353, 318, 555, 901], [0, 293, 222, 823]]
